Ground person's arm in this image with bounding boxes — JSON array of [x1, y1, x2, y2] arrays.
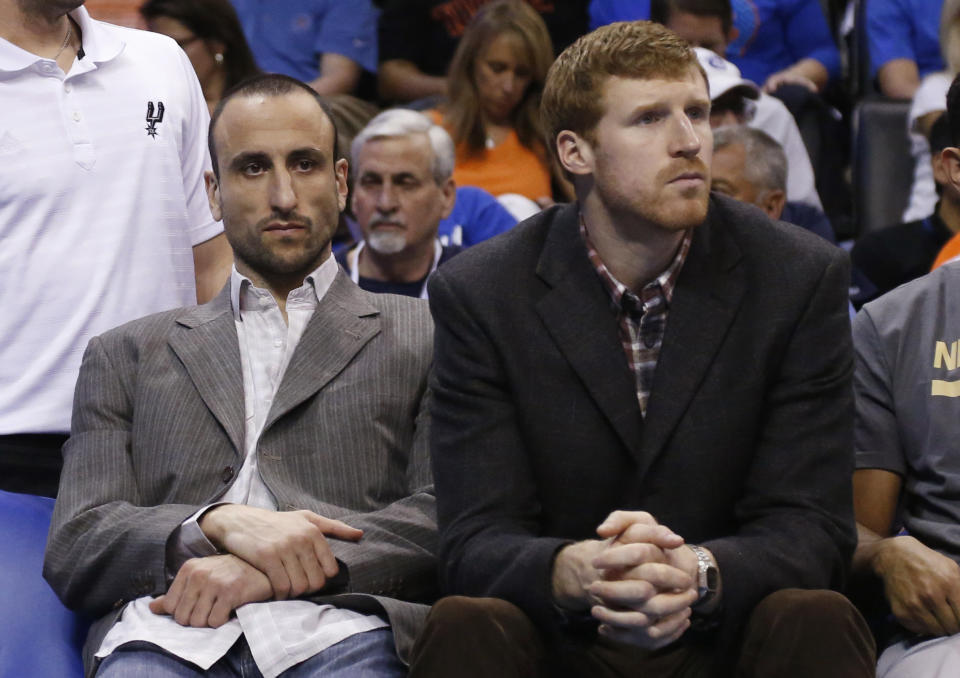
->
[[193, 233, 232, 304], [697, 246, 857, 635], [763, 58, 830, 93], [176, 44, 225, 291], [877, 59, 920, 100], [866, 0, 918, 98], [854, 470, 960, 636], [320, 383, 438, 603], [377, 59, 447, 102], [851, 307, 960, 636], [43, 335, 214, 615], [309, 53, 363, 95], [309, 0, 378, 95]]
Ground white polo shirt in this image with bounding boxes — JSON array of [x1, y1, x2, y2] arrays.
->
[[0, 8, 222, 434]]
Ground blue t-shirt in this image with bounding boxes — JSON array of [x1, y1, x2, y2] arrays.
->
[[231, 0, 379, 80], [589, 0, 840, 83], [727, 0, 840, 83], [589, 0, 650, 30], [437, 186, 517, 247], [867, 0, 944, 79]]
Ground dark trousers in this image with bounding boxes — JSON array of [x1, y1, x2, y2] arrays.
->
[[408, 589, 876, 678], [0, 433, 68, 498]]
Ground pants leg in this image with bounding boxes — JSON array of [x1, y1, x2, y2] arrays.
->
[[877, 634, 960, 677], [408, 596, 547, 678], [407, 596, 712, 678], [95, 641, 211, 678], [283, 628, 407, 678], [735, 589, 876, 678]]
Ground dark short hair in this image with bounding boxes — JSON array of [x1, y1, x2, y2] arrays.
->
[[140, 0, 260, 91], [207, 74, 341, 179], [650, 0, 734, 36], [948, 72, 960, 147]]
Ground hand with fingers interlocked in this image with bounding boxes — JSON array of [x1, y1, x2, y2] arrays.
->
[[552, 510, 717, 650]]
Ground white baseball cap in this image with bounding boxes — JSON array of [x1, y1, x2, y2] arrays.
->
[[693, 47, 760, 101]]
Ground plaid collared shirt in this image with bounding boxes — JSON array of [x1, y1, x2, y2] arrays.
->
[[580, 218, 693, 417]]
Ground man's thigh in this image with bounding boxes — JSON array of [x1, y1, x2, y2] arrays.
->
[[285, 628, 406, 678], [878, 634, 960, 677], [95, 641, 208, 678]]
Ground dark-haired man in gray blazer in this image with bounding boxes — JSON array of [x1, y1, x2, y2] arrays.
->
[[44, 74, 435, 678]]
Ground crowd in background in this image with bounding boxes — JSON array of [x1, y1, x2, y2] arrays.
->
[[122, 0, 959, 307]]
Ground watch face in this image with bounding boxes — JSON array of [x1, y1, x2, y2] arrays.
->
[[705, 566, 719, 591]]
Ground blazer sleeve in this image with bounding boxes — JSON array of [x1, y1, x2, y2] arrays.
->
[[427, 269, 574, 633], [701, 248, 857, 636], [326, 384, 438, 604], [43, 335, 204, 616]]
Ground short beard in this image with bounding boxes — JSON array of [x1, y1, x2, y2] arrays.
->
[[366, 229, 407, 255]]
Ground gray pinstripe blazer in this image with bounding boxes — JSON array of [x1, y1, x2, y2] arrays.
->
[[43, 270, 437, 676]]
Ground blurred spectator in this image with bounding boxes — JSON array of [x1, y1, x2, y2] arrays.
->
[[429, 1, 570, 206], [230, 0, 379, 95], [852, 115, 958, 299], [337, 109, 459, 298], [900, 0, 959, 221], [140, 0, 260, 113], [592, 0, 840, 92], [850, 72, 960, 678], [867, 0, 944, 99], [712, 125, 836, 241], [645, 0, 847, 220], [0, 1, 230, 497], [376, 0, 587, 104], [696, 47, 824, 209]]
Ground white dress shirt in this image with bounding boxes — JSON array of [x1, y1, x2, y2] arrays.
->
[[96, 257, 387, 677]]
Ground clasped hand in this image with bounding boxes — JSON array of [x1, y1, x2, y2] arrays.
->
[[554, 511, 700, 650]]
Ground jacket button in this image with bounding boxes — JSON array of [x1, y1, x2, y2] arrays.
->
[[221, 466, 234, 483]]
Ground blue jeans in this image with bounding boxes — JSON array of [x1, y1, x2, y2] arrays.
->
[[96, 628, 406, 677]]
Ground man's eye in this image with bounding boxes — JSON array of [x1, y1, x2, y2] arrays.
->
[[295, 159, 316, 171], [687, 106, 708, 120], [242, 163, 264, 175], [638, 112, 660, 125]]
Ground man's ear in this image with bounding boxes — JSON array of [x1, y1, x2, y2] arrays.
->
[[939, 147, 960, 192], [759, 188, 786, 221], [205, 170, 223, 222], [439, 178, 456, 220], [556, 130, 594, 177], [335, 158, 349, 212]]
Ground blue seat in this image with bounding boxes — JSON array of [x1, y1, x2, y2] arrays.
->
[[0, 490, 87, 677]]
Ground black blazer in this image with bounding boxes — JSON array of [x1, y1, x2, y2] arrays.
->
[[427, 195, 856, 658]]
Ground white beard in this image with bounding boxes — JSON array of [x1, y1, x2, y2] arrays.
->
[[366, 229, 407, 255]]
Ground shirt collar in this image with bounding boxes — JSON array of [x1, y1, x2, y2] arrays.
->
[[0, 6, 124, 74], [579, 215, 692, 313], [229, 254, 339, 321]]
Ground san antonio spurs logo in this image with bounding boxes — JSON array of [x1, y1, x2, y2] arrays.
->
[[145, 101, 165, 138]]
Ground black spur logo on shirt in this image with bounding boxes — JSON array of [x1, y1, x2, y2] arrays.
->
[[145, 101, 165, 138]]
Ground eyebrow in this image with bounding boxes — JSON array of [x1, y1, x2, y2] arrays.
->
[[228, 151, 270, 172]]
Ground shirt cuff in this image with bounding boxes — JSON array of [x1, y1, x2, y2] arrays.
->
[[165, 503, 227, 579]]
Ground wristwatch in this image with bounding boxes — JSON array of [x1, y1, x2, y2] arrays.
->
[[687, 544, 719, 607]]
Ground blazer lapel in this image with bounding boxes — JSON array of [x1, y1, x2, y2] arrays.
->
[[265, 270, 381, 430], [535, 204, 645, 460], [168, 285, 245, 455], [637, 204, 745, 479]]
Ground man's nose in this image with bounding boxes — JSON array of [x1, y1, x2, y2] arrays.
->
[[670, 113, 703, 158], [376, 182, 399, 212], [268, 168, 297, 212]]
